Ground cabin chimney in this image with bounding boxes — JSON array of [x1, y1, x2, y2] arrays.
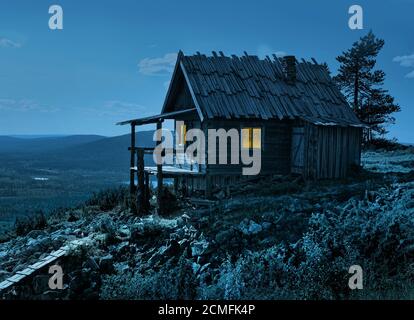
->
[[283, 55, 296, 83]]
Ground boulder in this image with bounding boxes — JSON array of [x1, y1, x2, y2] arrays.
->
[[238, 219, 263, 236], [178, 238, 189, 248], [0, 251, 8, 260], [98, 217, 116, 235], [85, 257, 100, 271], [99, 254, 115, 274], [51, 234, 75, 243], [114, 262, 130, 274], [71, 228, 83, 237], [261, 222, 272, 230], [191, 239, 209, 257], [248, 221, 263, 234], [130, 222, 163, 241], [0, 270, 10, 281], [192, 262, 201, 274], [117, 225, 131, 240], [181, 214, 191, 222], [26, 230, 47, 239]]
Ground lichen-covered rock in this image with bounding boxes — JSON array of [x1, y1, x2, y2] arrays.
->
[[191, 239, 209, 257], [238, 219, 263, 235]]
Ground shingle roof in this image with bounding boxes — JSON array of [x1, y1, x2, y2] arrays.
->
[[175, 51, 362, 126]]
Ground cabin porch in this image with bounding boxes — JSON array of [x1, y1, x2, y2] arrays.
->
[[117, 108, 205, 214]]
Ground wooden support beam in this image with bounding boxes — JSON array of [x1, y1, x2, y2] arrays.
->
[[130, 123, 136, 195], [156, 120, 164, 215], [128, 147, 155, 152], [137, 148, 145, 214], [145, 171, 150, 210]]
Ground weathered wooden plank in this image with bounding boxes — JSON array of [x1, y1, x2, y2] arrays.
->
[[130, 123, 136, 196], [7, 274, 25, 283], [16, 268, 35, 276], [0, 280, 13, 290], [156, 121, 164, 215]]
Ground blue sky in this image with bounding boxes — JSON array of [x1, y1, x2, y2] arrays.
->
[[0, 0, 413, 142]]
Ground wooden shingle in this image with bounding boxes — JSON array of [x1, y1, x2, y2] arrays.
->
[[161, 52, 361, 126]]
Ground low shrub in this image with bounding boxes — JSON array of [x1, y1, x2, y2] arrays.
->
[[100, 254, 197, 300], [86, 186, 129, 211], [209, 188, 414, 300], [14, 210, 48, 236]]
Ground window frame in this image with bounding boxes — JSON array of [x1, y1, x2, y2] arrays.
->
[[240, 126, 263, 151], [177, 122, 187, 147]]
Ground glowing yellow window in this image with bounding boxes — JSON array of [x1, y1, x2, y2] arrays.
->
[[178, 124, 187, 146], [242, 128, 261, 149]]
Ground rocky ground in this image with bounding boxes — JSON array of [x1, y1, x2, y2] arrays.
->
[[0, 148, 413, 300]]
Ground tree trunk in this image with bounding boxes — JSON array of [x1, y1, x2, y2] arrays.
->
[[353, 68, 359, 110]]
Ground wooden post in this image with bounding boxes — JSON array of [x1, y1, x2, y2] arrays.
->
[[204, 122, 212, 199], [130, 123, 136, 195], [145, 171, 150, 210], [137, 148, 145, 214], [156, 120, 163, 215]]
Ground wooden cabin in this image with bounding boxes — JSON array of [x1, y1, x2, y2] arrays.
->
[[118, 51, 363, 211]]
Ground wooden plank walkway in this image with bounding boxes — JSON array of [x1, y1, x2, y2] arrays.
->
[[0, 237, 92, 292]]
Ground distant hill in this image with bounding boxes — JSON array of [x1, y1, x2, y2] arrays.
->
[[0, 135, 106, 153], [0, 131, 156, 172], [56, 131, 156, 171], [10, 135, 68, 139]]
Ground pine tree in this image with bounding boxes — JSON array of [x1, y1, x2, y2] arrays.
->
[[333, 31, 400, 143]]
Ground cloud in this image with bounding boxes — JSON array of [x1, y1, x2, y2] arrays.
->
[[81, 100, 149, 117], [257, 45, 286, 59], [0, 37, 21, 48], [393, 54, 414, 67], [393, 54, 414, 78], [138, 53, 177, 76], [405, 70, 414, 79], [0, 99, 58, 112], [101, 100, 147, 116]]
